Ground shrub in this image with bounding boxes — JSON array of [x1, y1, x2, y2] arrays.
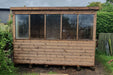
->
[[96, 12, 113, 38], [0, 23, 10, 32], [0, 32, 15, 73], [101, 2, 113, 12]]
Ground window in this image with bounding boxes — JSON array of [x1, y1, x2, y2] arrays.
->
[[62, 14, 77, 40], [46, 14, 60, 40], [78, 14, 94, 39], [31, 14, 44, 39], [15, 14, 94, 40], [15, 14, 29, 39]]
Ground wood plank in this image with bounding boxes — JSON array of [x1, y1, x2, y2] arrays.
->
[[14, 46, 95, 50], [14, 51, 94, 55], [13, 11, 97, 15], [14, 44, 95, 48], [11, 7, 99, 11], [14, 48, 94, 51], [14, 59, 94, 66], [14, 54, 94, 59], [14, 42, 95, 46], [14, 57, 94, 62], [14, 40, 95, 43]]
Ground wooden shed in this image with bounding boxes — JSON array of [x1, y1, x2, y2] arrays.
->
[[11, 7, 99, 67]]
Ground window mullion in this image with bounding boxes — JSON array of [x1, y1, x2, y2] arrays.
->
[[29, 14, 31, 40], [60, 14, 62, 40], [76, 14, 79, 40], [44, 14, 46, 40]]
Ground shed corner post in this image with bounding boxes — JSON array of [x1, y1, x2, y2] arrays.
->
[[13, 14, 16, 42]]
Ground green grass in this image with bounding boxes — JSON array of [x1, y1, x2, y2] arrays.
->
[[48, 71, 56, 74], [96, 50, 113, 74], [0, 71, 17, 75]]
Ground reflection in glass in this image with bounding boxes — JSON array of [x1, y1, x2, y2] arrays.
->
[[46, 14, 60, 39], [62, 14, 77, 39], [15, 15, 29, 39], [31, 14, 44, 39], [79, 14, 94, 39]]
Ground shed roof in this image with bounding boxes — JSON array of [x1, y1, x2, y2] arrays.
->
[[10, 7, 99, 11]]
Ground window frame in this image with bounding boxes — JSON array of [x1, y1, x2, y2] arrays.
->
[[78, 14, 94, 40], [14, 13, 96, 41], [15, 14, 30, 39]]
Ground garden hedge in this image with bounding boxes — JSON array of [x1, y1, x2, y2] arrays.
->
[[97, 12, 113, 38]]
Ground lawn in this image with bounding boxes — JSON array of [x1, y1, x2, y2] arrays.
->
[[96, 49, 113, 75]]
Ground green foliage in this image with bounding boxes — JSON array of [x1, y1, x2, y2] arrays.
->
[[0, 23, 10, 32], [96, 12, 113, 38], [0, 14, 15, 74], [7, 20, 13, 26], [87, 2, 103, 9], [100, 2, 113, 12], [96, 50, 113, 74], [107, 0, 113, 3], [0, 32, 16, 73], [87, 2, 113, 12]]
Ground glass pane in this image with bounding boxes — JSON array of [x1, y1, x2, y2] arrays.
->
[[79, 14, 94, 40], [31, 14, 44, 39], [62, 14, 77, 40], [15, 14, 29, 39], [46, 14, 60, 40]]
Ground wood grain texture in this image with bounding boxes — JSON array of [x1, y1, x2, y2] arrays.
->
[[13, 40, 95, 66], [12, 11, 96, 15]]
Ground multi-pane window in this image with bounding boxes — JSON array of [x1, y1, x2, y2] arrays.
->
[[31, 14, 44, 39], [15, 14, 94, 40], [15, 14, 29, 39]]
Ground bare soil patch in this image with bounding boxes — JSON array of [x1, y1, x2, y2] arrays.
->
[[16, 61, 109, 75]]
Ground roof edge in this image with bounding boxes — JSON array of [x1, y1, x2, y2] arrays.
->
[[10, 7, 99, 11]]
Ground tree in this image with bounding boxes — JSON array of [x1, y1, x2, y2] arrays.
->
[[101, 2, 113, 12], [107, 0, 113, 3], [87, 2, 103, 9]]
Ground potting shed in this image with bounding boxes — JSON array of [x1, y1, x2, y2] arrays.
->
[[11, 7, 99, 67]]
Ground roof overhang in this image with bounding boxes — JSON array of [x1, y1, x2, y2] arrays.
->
[[10, 7, 99, 11]]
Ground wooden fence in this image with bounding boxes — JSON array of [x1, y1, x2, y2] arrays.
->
[[98, 33, 113, 56]]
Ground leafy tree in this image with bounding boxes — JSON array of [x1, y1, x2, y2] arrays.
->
[[87, 2, 103, 9], [107, 0, 113, 3], [100, 2, 113, 12], [87, 2, 113, 12]]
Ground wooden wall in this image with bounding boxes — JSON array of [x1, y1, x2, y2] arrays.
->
[[13, 40, 95, 66]]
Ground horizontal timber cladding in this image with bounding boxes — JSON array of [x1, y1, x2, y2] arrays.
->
[[13, 40, 95, 66]]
